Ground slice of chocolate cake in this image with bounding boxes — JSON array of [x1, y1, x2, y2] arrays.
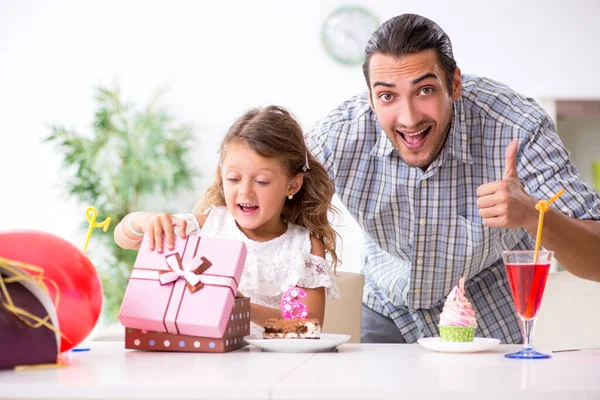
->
[[263, 318, 321, 339]]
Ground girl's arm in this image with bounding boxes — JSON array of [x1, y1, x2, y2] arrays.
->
[[114, 212, 207, 252], [113, 213, 148, 251], [248, 235, 327, 327]]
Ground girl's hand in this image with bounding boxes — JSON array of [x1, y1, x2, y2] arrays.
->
[[135, 212, 188, 253]]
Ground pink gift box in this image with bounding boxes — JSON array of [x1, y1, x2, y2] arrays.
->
[[118, 234, 247, 338]]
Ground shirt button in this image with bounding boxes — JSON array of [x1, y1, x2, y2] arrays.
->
[[419, 219, 427, 226], [425, 315, 432, 323], [417, 258, 424, 265], [414, 288, 421, 293]]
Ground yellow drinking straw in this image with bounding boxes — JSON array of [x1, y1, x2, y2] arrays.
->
[[83, 206, 112, 252], [533, 189, 564, 264]]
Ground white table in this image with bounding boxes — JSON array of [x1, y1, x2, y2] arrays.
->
[[273, 344, 600, 400], [1, 342, 598, 400]]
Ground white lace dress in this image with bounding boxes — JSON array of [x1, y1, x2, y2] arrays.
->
[[184, 206, 339, 337]]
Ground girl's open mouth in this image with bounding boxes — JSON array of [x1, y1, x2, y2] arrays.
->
[[238, 203, 259, 215]]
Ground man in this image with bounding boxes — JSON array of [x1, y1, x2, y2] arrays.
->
[[307, 14, 600, 343]]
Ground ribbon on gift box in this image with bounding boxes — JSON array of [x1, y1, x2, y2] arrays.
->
[[159, 252, 212, 293], [129, 235, 239, 335], [0, 256, 67, 339]]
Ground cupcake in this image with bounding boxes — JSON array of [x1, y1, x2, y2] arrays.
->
[[438, 277, 477, 342]]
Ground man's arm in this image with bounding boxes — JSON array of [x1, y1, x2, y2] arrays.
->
[[525, 208, 600, 281], [477, 134, 600, 282]]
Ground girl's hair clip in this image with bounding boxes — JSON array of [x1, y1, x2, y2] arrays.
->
[[302, 151, 310, 172]]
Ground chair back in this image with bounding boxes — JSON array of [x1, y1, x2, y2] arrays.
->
[[322, 271, 364, 343], [534, 270, 600, 350]]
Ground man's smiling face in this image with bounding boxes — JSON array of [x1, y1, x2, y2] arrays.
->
[[368, 49, 462, 170]]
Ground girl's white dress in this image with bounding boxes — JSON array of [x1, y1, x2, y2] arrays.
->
[[182, 206, 339, 336]]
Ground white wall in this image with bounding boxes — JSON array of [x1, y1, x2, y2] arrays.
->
[[1, 0, 600, 272]]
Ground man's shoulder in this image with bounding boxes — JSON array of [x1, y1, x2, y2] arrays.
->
[[460, 75, 549, 131], [310, 91, 375, 134], [461, 74, 527, 101]]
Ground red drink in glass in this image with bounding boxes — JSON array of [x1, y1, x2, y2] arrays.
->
[[505, 262, 550, 319], [502, 250, 553, 359]]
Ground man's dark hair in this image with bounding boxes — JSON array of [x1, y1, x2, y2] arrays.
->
[[362, 14, 457, 93]]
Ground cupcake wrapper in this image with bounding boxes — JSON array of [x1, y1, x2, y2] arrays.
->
[[439, 325, 476, 342]]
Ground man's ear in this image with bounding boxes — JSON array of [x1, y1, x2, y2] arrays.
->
[[451, 67, 462, 100], [288, 173, 304, 196]]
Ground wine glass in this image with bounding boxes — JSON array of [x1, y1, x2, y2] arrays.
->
[[502, 250, 553, 359]]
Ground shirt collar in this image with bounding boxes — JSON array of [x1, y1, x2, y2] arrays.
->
[[370, 123, 395, 157], [445, 97, 473, 165], [369, 97, 473, 165]]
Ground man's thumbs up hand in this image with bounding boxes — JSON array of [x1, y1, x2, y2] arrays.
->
[[476, 140, 537, 229], [503, 140, 519, 180]]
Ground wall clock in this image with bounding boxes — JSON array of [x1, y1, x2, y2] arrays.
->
[[321, 6, 380, 66]]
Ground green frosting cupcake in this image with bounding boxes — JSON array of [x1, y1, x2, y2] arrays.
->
[[439, 325, 476, 342]]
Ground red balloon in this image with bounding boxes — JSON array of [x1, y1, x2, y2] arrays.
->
[[0, 230, 103, 353]]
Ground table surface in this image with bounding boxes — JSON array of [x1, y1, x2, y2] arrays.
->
[[1, 341, 599, 400]]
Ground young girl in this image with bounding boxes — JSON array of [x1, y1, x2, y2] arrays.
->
[[114, 105, 340, 336]]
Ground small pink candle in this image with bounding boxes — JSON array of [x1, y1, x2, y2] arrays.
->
[[280, 287, 308, 319]]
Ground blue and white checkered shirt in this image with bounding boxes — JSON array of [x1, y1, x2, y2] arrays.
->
[[307, 75, 600, 344]]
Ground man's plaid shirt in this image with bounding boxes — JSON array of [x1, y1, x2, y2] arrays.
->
[[307, 75, 600, 343]]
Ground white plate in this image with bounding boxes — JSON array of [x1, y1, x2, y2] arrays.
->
[[417, 337, 501, 353], [245, 333, 351, 353]]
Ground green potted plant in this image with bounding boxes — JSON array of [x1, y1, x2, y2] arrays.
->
[[45, 84, 198, 321]]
